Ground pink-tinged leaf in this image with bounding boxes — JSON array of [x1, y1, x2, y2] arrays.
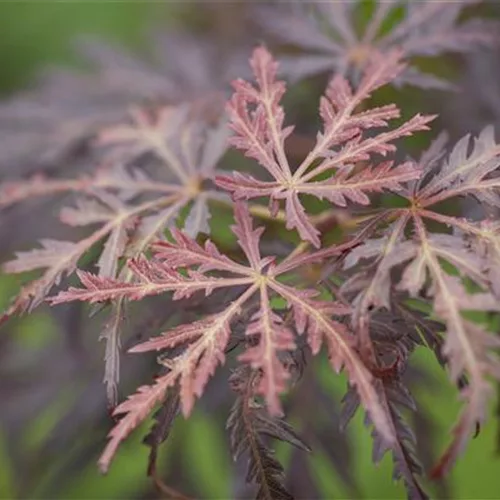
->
[[231, 202, 266, 270], [303, 52, 407, 168], [60, 198, 115, 226], [98, 106, 188, 168], [61, 191, 137, 278], [226, 46, 292, 182], [356, 50, 407, 97], [138, 308, 238, 418], [93, 163, 178, 199], [238, 286, 296, 416], [284, 192, 321, 248], [3, 235, 108, 313], [152, 229, 249, 275], [129, 317, 210, 353], [129, 283, 258, 357], [311, 113, 435, 179], [0, 174, 91, 210], [98, 217, 137, 278], [343, 215, 413, 323], [222, 47, 432, 247], [226, 90, 283, 179], [98, 284, 257, 472], [0, 166, 178, 212], [98, 371, 178, 473], [48, 270, 141, 304], [462, 219, 500, 298], [419, 126, 500, 206], [315, 52, 405, 154], [49, 207, 269, 306], [297, 161, 421, 207], [97, 103, 227, 195], [430, 283, 500, 478], [215, 173, 280, 200], [397, 217, 500, 475], [4, 239, 80, 274], [48, 260, 253, 305], [126, 199, 186, 256], [333, 103, 400, 132], [275, 211, 387, 276], [269, 281, 395, 446]]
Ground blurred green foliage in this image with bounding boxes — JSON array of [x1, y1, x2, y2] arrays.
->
[[0, 1, 499, 499], [0, 1, 169, 94]]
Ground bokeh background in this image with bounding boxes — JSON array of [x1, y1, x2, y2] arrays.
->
[[1, 1, 500, 499]]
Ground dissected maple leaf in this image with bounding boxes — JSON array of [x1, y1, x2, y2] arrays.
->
[[49, 202, 395, 471], [217, 46, 433, 247], [1, 6, 499, 495], [458, 219, 500, 298], [227, 366, 311, 500], [255, 0, 499, 89], [341, 126, 500, 478], [342, 380, 427, 500], [2, 104, 228, 306], [0, 30, 246, 175], [338, 305, 448, 500], [414, 125, 500, 209], [402, 222, 500, 479], [345, 227, 500, 475], [1, 103, 229, 405]]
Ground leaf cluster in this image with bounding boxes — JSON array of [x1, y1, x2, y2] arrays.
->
[[1, 2, 500, 499]]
